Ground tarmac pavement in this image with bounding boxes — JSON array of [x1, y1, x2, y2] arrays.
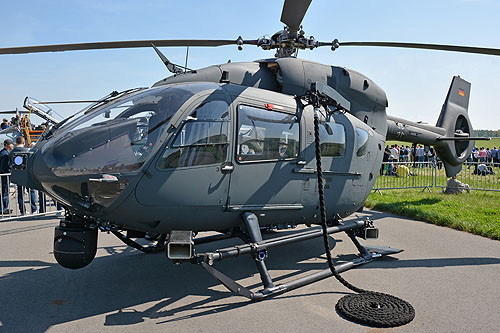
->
[[1, 209, 499, 332]]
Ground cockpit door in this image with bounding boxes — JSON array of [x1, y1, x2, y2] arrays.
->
[[227, 102, 303, 211], [135, 94, 231, 209]]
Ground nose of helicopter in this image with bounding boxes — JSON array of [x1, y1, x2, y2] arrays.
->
[[25, 121, 147, 213], [10, 83, 211, 215]]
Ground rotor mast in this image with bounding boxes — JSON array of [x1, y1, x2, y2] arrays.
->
[[255, 0, 317, 58], [255, 27, 319, 58]]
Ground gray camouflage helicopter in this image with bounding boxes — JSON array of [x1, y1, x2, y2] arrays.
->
[[2, 0, 498, 316]]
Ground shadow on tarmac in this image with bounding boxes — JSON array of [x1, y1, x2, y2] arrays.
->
[[362, 255, 500, 269], [0, 232, 341, 331]]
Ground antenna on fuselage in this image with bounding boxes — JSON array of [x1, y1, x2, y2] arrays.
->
[[151, 43, 191, 75], [184, 46, 189, 74]]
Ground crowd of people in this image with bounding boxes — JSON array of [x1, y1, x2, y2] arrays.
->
[[1, 115, 24, 130], [0, 137, 58, 215], [381, 143, 438, 176], [469, 146, 499, 164], [467, 146, 498, 175], [377, 142, 499, 195], [380, 143, 499, 177], [1, 115, 46, 132]]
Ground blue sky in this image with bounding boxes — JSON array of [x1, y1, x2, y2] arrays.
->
[[1, 0, 499, 129]]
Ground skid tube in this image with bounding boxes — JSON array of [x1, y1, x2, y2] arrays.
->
[[192, 218, 401, 301]]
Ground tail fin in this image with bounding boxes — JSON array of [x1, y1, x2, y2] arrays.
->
[[434, 76, 474, 176], [386, 76, 475, 177]]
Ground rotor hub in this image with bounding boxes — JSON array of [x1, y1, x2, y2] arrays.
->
[[256, 26, 319, 57]]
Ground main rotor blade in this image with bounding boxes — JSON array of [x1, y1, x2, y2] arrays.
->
[[280, 0, 312, 34], [327, 41, 500, 57], [0, 39, 256, 55]]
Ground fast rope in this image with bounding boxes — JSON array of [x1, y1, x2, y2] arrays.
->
[[313, 109, 415, 327]]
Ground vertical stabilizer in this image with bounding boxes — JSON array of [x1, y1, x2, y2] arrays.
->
[[434, 76, 474, 176], [386, 76, 475, 177]]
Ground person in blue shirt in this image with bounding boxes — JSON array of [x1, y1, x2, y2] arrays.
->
[[0, 138, 14, 214], [1, 119, 9, 130], [11, 136, 37, 214]]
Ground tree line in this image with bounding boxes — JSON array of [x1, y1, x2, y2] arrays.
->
[[475, 129, 500, 137]]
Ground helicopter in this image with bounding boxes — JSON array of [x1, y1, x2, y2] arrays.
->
[[1, 1, 499, 322]]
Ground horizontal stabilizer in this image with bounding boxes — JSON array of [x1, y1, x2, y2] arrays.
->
[[436, 137, 489, 141]]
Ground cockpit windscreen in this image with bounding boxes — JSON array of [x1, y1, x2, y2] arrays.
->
[[42, 83, 219, 177]]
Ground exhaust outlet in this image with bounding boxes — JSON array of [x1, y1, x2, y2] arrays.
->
[[364, 227, 379, 240], [167, 230, 194, 260]]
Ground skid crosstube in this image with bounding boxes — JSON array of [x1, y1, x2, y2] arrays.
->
[[193, 216, 402, 300]]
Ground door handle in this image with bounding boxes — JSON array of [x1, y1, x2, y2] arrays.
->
[[221, 163, 234, 173], [89, 174, 119, 183]]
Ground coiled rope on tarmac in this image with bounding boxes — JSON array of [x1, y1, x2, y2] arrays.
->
[[313, 110, 415, 327]]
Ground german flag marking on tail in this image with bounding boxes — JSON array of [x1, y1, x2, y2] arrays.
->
[[458, 89, 465, 96]]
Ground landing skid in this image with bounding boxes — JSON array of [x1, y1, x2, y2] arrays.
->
[[193, 214, 402, 301], [364, 245, 403, 256]]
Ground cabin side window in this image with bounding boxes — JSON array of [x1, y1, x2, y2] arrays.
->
[[157, 100, 230, 169], [319, 121, 346, 157], [236, 105, 299, 162]]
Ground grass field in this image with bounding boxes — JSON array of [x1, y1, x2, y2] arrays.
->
[[365, 189, 500, 240], [486, 137, 500, 149], [371, 134, 500, 239]]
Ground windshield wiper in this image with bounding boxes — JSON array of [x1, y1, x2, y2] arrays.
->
[[53, 87, 147, 131], [38, 87, 148, 143], [83, 87, 147, 115]]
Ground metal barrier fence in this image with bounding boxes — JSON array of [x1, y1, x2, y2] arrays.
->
[[435, 161, 500, 192], [0, 173, 63, 221], [374, 161, 435, 192], [374, 161, 500, 193]]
